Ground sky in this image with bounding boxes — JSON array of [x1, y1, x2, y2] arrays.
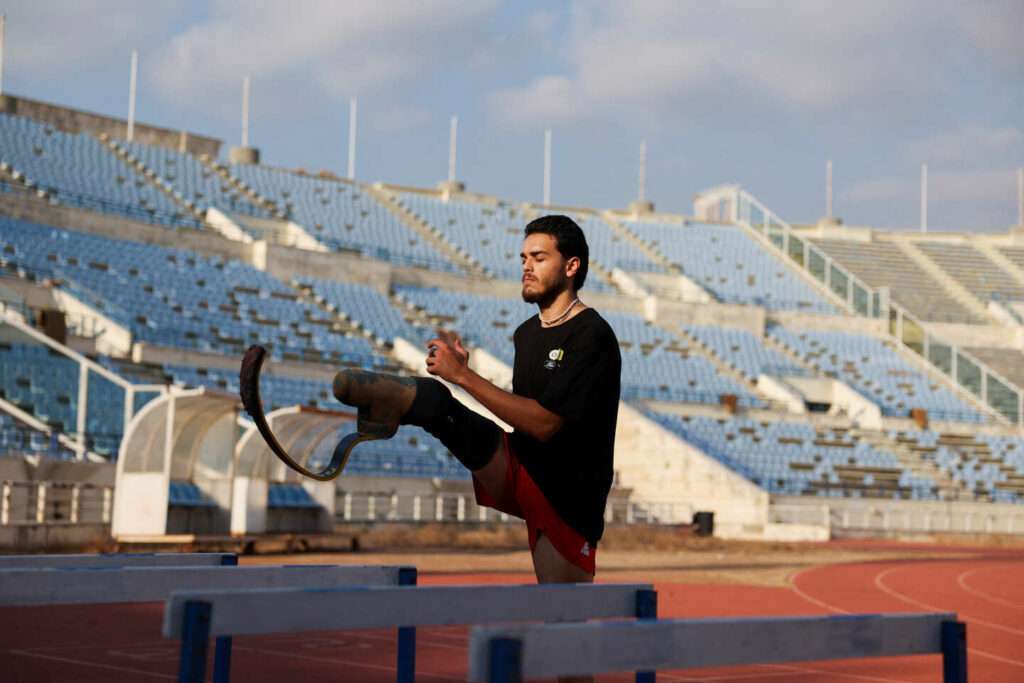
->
[[3, 0, 1023, 232]]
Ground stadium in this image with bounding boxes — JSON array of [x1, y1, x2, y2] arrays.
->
[[1, 3, 1023, 681]]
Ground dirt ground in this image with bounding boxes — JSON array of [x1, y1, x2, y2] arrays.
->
[[240, 523, 1019, 587]]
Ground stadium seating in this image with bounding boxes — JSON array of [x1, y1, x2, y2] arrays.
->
[[962, 347, 1024, 388], [225, 165, 460, 273], [650, 412, 940, 498], [681, 324, 809, 381], [768, 327, 985, 423], [896, 430, 1024, 503], [810, 238, 982, 324], [299, 277, 432, 347], [0, 217, 386, 366], [917, 242, 1023, 306], [0, 341, 123, 456], [116, 140, 268, 218], [625, 220, 838, 313], [397, 194, 617, 292], [0, 113, 200, 229]]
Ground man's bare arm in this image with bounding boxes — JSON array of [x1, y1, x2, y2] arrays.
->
[[426, 333, 565, 442]]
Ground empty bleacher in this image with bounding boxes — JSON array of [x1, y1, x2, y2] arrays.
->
[[626, 220, 838, 313], [916, 242, 1023, 306], [649, 412, 939, 499], [116, 140, 269, 218], [681, 324, 810, 381], [810, 238, 981, 324], [896, 430, 1024, 504], [226, 165, 460, 273], [768, 327, 985, 423], [299, 277, 431, 347], [0, 113, 200, 229], [961, 347, 1024, 388]]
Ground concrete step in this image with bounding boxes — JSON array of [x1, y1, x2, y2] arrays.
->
[[98, 135, 206, 224], [890, 236, 997, 324]]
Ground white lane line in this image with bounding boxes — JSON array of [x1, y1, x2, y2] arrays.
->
[[6, 650, 177, 679], [789, 564, 851, 614], [956, 565, 1024, 611], [874, 565, 1024, 638]]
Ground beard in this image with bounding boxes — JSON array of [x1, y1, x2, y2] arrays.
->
[[521, 276, 560, 306]]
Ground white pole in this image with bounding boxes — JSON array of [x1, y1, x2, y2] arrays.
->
[[348, 96, 357, 180], [241, 75, 250, 147], [920, 163, 928, 233], [638, 140, 647, 203], [543, 128, 551, 207], [826, 159, 833, 218], [1018, 168, 1023, 226], [127, 50, 138, 142], [448, 115, 458, 183], [0, 14, 6, 96]]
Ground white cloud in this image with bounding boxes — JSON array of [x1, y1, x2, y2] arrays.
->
[[844, 169, 1018, 205], [2, 1, 178, 78], [902, 123, 1024, 167], [487, 1, 1011, 131], [148, 0, 499, 121]]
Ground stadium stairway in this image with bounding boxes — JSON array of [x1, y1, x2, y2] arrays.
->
[[599, 211, 680, 274], [890, 235, 997, 324], [365, 186, 485, 278], [669, 324, 774, 405], [850, 427, 963, 501], [290, 278, 398, 357], [201, 158, 287, 220], [974, 239, 1024, 290], [97, 136, 207, 226]]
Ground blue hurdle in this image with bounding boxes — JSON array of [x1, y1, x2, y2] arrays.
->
[[0, 563, 415, 683], [468, 612, 968, 682], [163, 582, 657, 683], [0, 552, 237, 568]]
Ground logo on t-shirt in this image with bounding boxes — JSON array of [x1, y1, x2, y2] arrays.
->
[[544, 348, 564, 370], [580, 542, 590, 557]]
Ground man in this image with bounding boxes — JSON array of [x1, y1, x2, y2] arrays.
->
[[334, 214, 621, 582]]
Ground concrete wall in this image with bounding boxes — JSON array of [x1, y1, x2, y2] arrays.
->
[[0, 94, 221, 157], [927, 321, 1023, 350], [768, 310, 888, 337], [613, 402, 769, 538], [649, 298, 766, 335]]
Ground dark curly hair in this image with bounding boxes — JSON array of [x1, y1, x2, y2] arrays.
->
[[523, 214, 589, 291]]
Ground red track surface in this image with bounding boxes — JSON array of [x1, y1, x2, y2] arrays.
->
[[2, 547, 1022, 682]]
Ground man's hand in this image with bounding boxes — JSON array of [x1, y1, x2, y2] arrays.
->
[[426, 328, 471, 385]]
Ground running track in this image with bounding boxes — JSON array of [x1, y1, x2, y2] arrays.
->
[[2, 550, 1022, 681]]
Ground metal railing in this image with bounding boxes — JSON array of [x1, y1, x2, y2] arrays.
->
[[696, 186, 1024, 427], [337, 490, 694, 526], [0, 480, 113, 526], [771, 499, 1024, 535]]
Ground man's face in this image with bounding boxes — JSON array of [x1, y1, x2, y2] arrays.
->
[[521, 232, 572, 304]]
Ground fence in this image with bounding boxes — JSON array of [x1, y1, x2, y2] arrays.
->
[[337, 490, 694, 526], [0, 480, 112, 526], [695, 186, 1024, 427]]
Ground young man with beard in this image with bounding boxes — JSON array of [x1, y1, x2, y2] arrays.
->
[[333, 214, 621, 583]]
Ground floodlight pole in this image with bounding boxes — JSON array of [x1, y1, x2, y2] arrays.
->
[[127, 50, 138, 142], [638, 140, 647, 203], [0, 14, 6, 96], [348, 97, 357, 180], [448, 115, 458, 183], [826, 159, 833, 219], [920, 163, 928, 233], [543, 128, 551, 207], [1018, 168, 1023, 227], [241, 75, 250, 147]]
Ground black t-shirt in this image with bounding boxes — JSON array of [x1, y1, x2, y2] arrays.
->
[[509, 307, 621, 545]]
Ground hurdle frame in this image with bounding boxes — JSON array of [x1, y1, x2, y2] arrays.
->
[[470, 613, 967, 682], [166, 582, 656, 683]]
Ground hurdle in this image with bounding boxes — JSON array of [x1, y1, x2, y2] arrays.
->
[[468, 612, 968, 683], [1, 564, 415, 682], [0, 552, 237, 568], [164, 582, 657, 683]]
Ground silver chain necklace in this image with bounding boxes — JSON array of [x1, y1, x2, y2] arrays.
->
[[539, 298, 581, 326]]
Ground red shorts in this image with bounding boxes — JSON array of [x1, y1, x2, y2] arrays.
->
[[473, 432, 596, 575]]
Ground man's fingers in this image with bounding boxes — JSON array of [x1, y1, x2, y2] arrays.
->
[[438, 329, 460, 347]]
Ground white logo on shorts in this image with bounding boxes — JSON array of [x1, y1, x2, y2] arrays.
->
[[580, 542, 590, 557]]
